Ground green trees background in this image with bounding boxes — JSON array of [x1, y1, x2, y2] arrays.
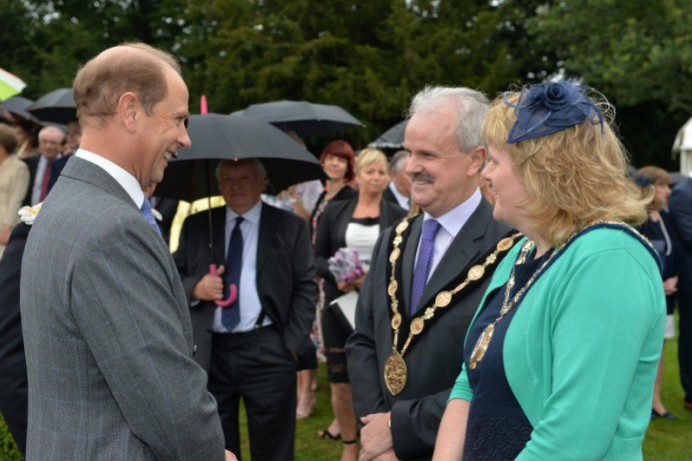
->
[[2, 0, 690, 168]]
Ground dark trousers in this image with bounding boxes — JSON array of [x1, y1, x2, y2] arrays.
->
[[679, 289, 692, 402], [208, 327, 297, 461]]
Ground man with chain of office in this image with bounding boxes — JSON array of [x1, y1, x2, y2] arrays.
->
[[346, 86, 513, 461]]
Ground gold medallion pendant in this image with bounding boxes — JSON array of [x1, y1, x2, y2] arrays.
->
[[384, 351, 408, 395], [469, 323, 494, 370]]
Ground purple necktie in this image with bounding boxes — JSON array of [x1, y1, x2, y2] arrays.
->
[[410, 219, 441, 315]]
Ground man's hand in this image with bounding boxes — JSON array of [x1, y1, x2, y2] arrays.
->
[[359, 412, 393, 461], [192, 265, 225, 301], [664, 276, 678, 296], [338, 274, 367, 292], [225, 449, 238, 461]]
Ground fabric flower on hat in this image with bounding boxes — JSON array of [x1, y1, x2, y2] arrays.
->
[[505, 80, 604, 144]]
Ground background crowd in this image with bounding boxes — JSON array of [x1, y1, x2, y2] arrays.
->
[[1, 44, 692, 460]]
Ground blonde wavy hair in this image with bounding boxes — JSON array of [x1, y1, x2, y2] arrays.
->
[[356, 148, 389, 175], [483, 90, 650, 247]]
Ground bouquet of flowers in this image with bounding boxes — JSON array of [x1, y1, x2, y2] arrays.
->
[[328, 247, 366, 284]]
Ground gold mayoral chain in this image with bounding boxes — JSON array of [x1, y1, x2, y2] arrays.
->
[[383, 217, 522, 396]]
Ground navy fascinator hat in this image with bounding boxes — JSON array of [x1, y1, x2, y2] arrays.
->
[[504, 80, 604, 144]]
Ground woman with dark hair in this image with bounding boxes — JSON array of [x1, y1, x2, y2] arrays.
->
[[434, 81, 665, 460], [310, 140, 358, 240], [315, 148, 406, 460], [296, 140, 357, 424]]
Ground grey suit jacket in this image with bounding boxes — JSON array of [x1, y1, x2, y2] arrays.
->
[[346, 198, 511, 460], [20, 157, 225, 460]]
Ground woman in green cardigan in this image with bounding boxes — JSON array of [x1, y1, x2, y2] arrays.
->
[[433, 81, 665, 460]]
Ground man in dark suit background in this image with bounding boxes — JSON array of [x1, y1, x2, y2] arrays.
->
[[382, 149, 411, 211], [0, 222, 31, 456], [669, 176, 692, 412], [346, 86, 511, 461], [173, 158, 317, 460], [21, 125, 64, 206]]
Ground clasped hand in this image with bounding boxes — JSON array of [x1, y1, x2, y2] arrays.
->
[[193, 265, 225, 301], [359, 412, 398, 461]]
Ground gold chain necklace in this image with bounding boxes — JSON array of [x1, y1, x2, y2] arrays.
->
[[467, 220, 654, 370], [383, 217, 521, 395]]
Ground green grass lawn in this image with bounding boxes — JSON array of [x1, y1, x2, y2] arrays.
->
[[642, 338, 692, 460], [3, 340, 691, 460]]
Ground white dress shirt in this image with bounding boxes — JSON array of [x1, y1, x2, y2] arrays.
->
[[76, 149, 144, 208], [213, 201, 271, 333], [415, 188, 482, 283]]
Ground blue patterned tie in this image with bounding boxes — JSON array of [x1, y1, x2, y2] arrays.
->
[[410, 219, 441, 315], [222, 216, 244, 330], [139, 198, 161, 235]]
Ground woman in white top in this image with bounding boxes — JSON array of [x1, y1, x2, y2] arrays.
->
[[315, 148, 406, 460]]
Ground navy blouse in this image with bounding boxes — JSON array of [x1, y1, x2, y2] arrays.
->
[[462, 249, 552, 460]]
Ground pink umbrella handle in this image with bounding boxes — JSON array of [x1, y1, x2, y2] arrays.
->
[[209, 264, 237, 307]]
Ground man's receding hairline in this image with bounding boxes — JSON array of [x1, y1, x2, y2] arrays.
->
[[92, 43, 180, 75]]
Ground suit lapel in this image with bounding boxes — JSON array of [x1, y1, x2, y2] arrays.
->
[[415, 200, 494, 313], [336, 199, 357, 249], [257, 203, 280, 272], [212, 207, 225, 266]]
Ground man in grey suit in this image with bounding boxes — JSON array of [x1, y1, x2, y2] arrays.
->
[[21, 43, 233, 460], [346, 87, 512, 461]]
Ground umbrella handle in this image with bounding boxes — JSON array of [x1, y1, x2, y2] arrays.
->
[[209, 264, 237, 307]]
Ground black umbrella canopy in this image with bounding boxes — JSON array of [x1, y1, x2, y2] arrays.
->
[[27, 88, 77, 124], [369, 120, 408, 150], [155, 113, 326, 202], [1, 96, 38, 122], [240, 100, 364, 137]]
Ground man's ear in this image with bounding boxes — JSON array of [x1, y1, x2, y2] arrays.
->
[[117, 92, 140, 133], [467, 145, 487, 176]]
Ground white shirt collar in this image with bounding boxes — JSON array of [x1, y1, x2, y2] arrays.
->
[[226, 200, 262, 225], [423, 188, 482, 238], [76, 148, 144, 207]]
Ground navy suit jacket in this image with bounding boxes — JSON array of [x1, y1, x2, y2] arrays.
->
[[21, 155, 69, 206], [173, 203, 318, 371], [0, 223, 30, 456], [669, 177, 692, 288]]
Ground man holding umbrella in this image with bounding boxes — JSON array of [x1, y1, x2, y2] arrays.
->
[[174, 158, 317, 460]]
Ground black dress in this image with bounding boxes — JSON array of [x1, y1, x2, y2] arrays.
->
[[462, 250, 552, 460], [638, 210, 679, 315]]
